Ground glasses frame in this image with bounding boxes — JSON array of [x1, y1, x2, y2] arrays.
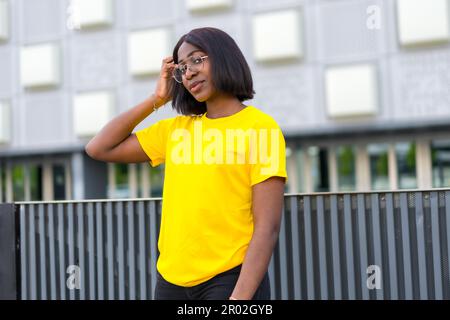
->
[[172, 55, 208, 83]]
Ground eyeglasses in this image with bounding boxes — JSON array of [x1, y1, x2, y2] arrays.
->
[[172, 55, 208, 83]]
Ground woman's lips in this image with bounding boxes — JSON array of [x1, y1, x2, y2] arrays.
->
[[190, 80, 205, 93]]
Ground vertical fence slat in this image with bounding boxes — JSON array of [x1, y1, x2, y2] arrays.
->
[[149, 201, 158, 299], [357, 194, 369, 300], [290, 196, 302, 299], [400, 193, 413, 299], [68, 203, 75, 300], [38, 204, 47, 300], [20, 206, 28, 300], [29, 205, 37, 300], [430, 192, 443, 299], [303, 196, 315, 299], [343, 194, 355, 299], [278, 201, 288, 299], [415, 192, 428, 299], [385, 193, 398, 300], [57, 203, 66, 300], [117, 202, 125, 300], [316, 196, 328, 300], [371, 194, 384, 300], [47, 205, 56, 300], [96, 202, 104, 300], [268, 256, 276, 299], [138, 201, 147, 300], [87, 202, 96, 300], [446, 191, 450, 299], [77, 203, 86, 300], [330, 195, 342, 300], [128, 202, 136, 300], [106, 202, 114, 300]]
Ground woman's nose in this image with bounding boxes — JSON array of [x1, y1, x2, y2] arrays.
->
[[185, 66, 197, 79]]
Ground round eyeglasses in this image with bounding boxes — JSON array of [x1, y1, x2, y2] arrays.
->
[[172, 55, 208, 83]]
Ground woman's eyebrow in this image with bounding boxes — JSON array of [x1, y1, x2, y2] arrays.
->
[[178, 50, 203, 64]]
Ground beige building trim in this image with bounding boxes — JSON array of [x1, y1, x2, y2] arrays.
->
[[287, 147, 299, 193], [416, 139, 432, 189], [107, 163, 115, 198], [303, 147, 313, 193], [129, 163, 138, 198], [356, 144, 371, 191], [43, 159, 53, 201], [388, 144, 398, 190], [328, 146, 338, 192], [140, 163, 151, 198]]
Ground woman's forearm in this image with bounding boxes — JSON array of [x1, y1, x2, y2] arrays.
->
[[230, 229, 279, 299], [85, 94, 162, 156], [230, 177, 285, 299]]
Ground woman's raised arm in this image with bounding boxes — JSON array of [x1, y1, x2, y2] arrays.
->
[[85, 56, 177, 163]]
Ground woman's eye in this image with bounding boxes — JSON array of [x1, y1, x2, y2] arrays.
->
[[193, 57, 202, 64]]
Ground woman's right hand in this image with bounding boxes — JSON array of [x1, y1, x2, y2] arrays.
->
[[153, 56, 178, 108]]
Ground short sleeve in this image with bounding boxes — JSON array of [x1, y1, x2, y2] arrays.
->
[[135, 117, 175, 167], [249, 118, 288, 186]]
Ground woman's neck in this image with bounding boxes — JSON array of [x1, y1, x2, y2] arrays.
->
[[205, 94, 245, 119]]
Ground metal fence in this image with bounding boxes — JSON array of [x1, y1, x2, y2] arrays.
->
[[3, 190, 450, 299]]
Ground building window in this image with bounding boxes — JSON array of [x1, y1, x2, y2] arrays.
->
[[397, 0, 450, 46], [12, 164, 25, 201], [431, 139, 450, 188], [73, 90, 115, 138], [368, 144, 389, 190], [0, 0, 9, 41], [20, 43, 61, 88], [0, 100, 11, 143], [128, 28, 172, 76], [396, 142, 417, 189], [337, 145, 356, 191], [325, 63, 378, 118], [114, 163, 129, 198], [309, 146, 329, 192], [29, 164, 43, 201], [0, 162, 6, 202], [252, 9, 303, 62], [149, 165, 164, 197], [72, 0, 114, 29], [53, 164, 66, 200], [186, 0, 233, 12]]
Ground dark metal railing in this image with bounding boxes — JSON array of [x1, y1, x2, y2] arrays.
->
[[1, 189, 449, 300]]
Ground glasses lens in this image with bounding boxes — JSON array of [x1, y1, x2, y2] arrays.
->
[[190, 56, 203, 72], [172, 68, 183, 83], [172, 57, 205, 83]]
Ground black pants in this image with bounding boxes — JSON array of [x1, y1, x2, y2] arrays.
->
[[154, 265, 270, 300]]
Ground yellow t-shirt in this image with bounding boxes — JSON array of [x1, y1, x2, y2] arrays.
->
[[135, 105, 288, 287]]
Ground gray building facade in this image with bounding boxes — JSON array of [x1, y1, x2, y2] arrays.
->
[[1, 0, 450, 202]]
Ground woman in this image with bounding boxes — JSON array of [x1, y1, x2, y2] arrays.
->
[[85, 27, 287, 300]]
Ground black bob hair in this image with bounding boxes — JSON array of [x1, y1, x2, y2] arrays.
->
[[171, 27, 255, 115]]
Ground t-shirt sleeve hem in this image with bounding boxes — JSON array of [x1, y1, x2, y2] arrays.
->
[[135, 130, 165, 167], [250, 173, 288, 187]]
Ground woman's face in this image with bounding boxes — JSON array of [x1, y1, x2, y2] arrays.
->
[[177, 42, 215, 102]]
